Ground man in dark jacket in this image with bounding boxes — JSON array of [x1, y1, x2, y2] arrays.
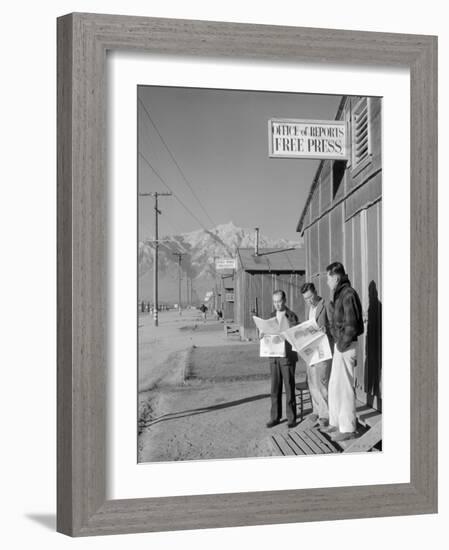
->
[[261, 290, 299, 429], [322, 262, 364, 441]]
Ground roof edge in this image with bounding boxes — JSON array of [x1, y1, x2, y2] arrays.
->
[[296, 95, 348, 235]]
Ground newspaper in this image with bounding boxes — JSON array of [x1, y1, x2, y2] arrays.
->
[[252, 315, 281, 335], [259, 334, 286, 357], [282, 319, 332, 366], [252, 316, 285, 357], [253, 315, 332, 364]]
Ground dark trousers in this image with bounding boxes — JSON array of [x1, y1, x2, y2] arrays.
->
[[270, 359, 297, 423]]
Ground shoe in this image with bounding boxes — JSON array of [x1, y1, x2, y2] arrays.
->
[[331, 431, 356, 442], [287, 421, 297, 428], [318, 418, 329, 429], [320, 424, 337, 433], [266, 420, 280, 428]]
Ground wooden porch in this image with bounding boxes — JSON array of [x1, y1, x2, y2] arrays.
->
[[270, 383, 382, 455]]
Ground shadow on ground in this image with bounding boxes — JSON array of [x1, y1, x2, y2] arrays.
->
[[25, 514, 56, 531], [146, 392, 270, 426]]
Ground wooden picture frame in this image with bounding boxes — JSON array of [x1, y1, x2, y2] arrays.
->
[[57, 12, 438, 536]]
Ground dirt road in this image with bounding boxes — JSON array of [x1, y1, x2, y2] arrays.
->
[[138, 309, 308, 462], [138, 309, 250, 391]]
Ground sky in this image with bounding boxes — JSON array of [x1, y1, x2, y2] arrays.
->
[[138, 86, 342, 243]]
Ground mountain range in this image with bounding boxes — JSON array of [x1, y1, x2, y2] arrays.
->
[[138, 221, 302, 303]]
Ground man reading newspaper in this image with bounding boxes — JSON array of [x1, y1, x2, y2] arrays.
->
[[299, 282, 333, 429], [254, 290, 299, 429]]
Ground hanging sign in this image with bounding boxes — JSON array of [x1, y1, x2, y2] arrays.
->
[[268, 118, 348, 160]]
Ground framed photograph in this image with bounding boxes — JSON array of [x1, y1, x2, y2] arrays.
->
[[57, 13, 437, 536]]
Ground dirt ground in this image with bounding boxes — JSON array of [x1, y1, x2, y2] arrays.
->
[[138, 309, 309, 463], [138, 309, 253, 391]]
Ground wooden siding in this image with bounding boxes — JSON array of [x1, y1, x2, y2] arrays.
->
[[320, 163, 332, 213], [299, 96, 382, 410], [311, 177, 321, 220], [234, 267, 305, 340], [220, 273, 235, 321], [310, 223, 319, 279], [345, 171, 382, 220], [318, 216, 331, 302], [330, 203, 344, 266]]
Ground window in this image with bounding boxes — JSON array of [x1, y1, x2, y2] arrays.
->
[[351, 97, 371, 171]]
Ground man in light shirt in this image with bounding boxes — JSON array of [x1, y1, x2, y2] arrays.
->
[[300, 282, 333, 429], [262, 290, 299, 429]]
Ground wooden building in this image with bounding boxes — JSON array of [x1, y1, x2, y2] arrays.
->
[[235, 248, 305, 340], [219, 270, 235, 321], [297, 95, 382, 410]]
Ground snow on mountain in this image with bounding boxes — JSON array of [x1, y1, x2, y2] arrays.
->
[[139, 221, 302, 280]]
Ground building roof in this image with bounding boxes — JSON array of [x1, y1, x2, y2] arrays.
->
[[237, 247, 305, 273], [296, 96, 347, 235], [219, 268, 234, 278]]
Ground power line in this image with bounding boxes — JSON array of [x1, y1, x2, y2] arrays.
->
[[139, 190, 191, 255], [141, 216, 191, 256], [156, 215, 191, 254], [138, 97, 216, 227], [138, 150, 208, 232], [158, 240, 190, 258], [137, 118, 209, 231], [142, 240, 190, 266], [138, 98, 215, 227]]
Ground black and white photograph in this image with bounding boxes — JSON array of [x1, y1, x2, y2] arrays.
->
[[137, 86, 382, 462], [1, 0, 443, 543]]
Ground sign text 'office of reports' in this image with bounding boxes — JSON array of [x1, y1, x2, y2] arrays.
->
[[268, 118, 348, 160]]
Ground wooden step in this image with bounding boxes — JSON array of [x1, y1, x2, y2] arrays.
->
[[343, 419, 382, 453], [356, 400, 382, 428], [271, 426, 340, 456], [271, 432, 305, 455], [332, 419, 382, 453], [270, 401, 383, 455]]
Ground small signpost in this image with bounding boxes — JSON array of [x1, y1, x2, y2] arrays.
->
[[215, 258, 236, 270]]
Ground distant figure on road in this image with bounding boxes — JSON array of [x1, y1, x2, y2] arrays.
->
[[199, 303, 208, 322], [300, 282, 333, 429], [262, 290, 299, 429]]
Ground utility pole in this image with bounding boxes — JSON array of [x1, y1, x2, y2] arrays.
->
[[212, 256, 218, 312], [190, 279, 195, 306], [254, 227, 260, 256], [173, 252, 185, 315], [186, 275, 190, 308], [139, 191, 172, 327]]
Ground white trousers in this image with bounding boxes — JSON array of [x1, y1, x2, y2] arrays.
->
[[306, 360, 331, 419], [328, 342, 357, 433]]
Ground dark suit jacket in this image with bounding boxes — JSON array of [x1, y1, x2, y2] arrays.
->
[[269, 306, 298, 366]]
